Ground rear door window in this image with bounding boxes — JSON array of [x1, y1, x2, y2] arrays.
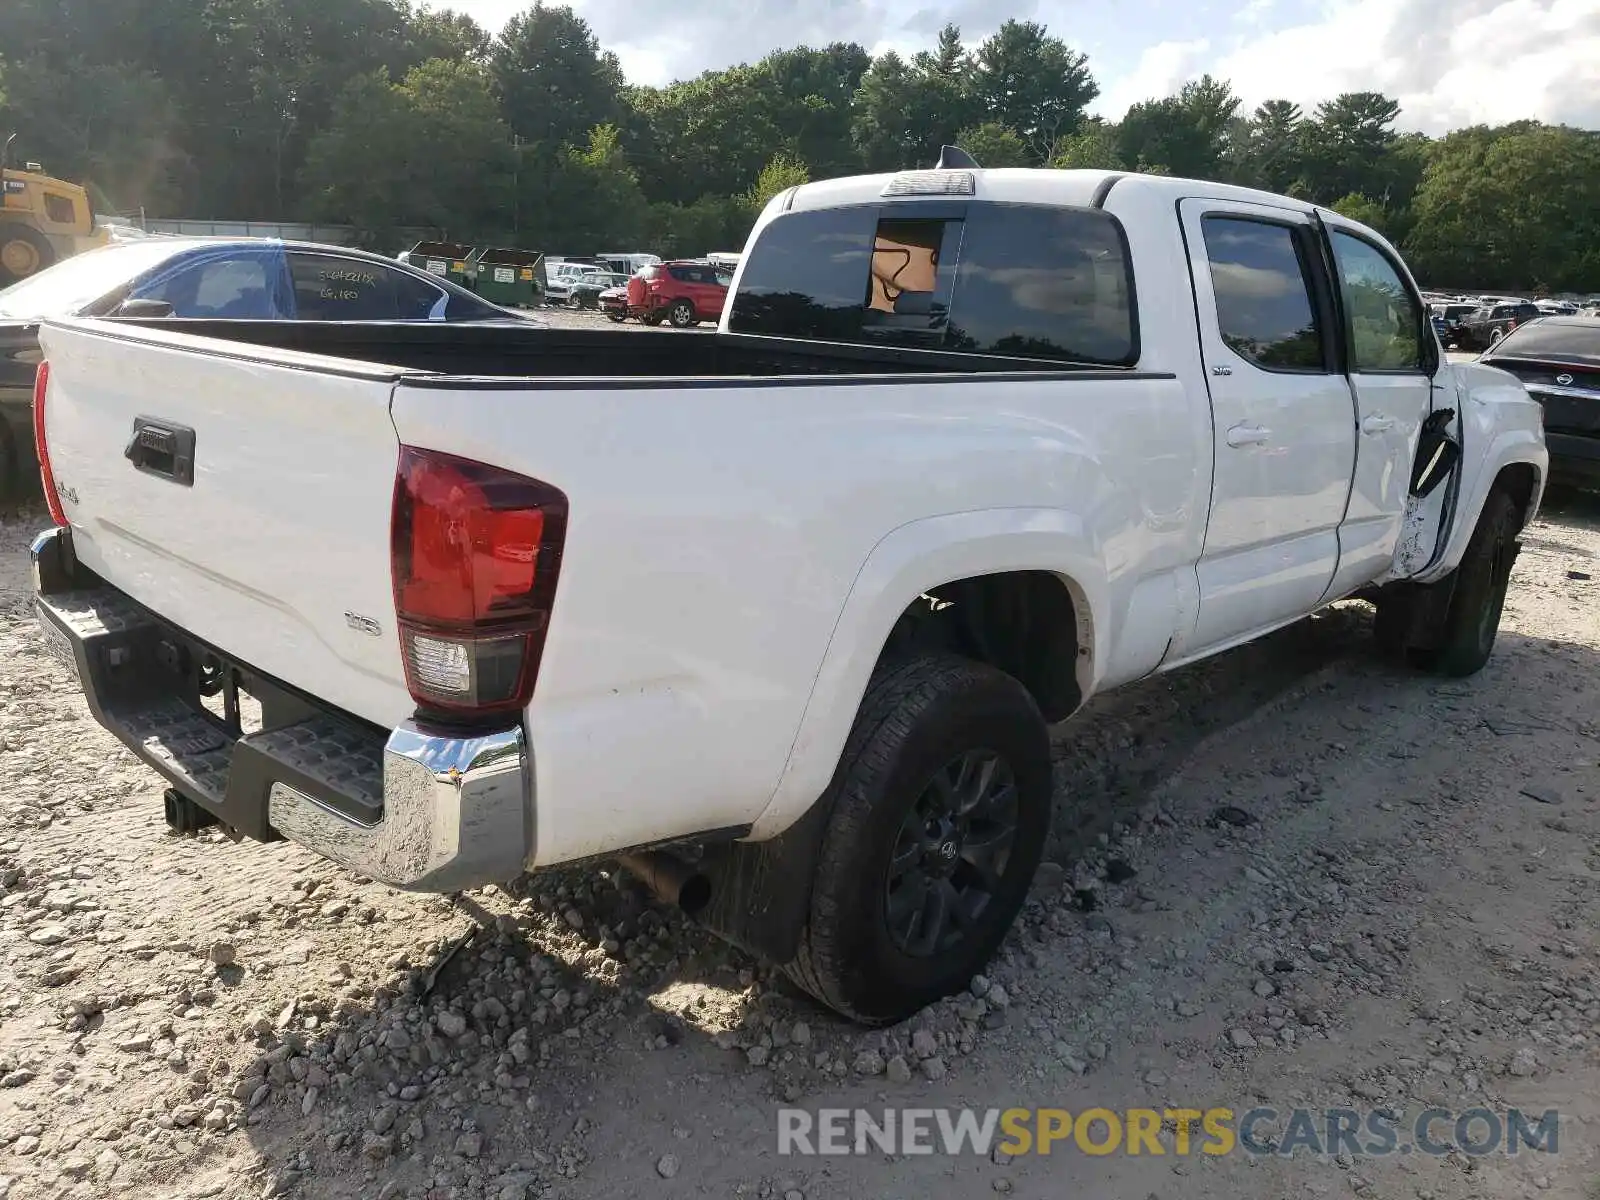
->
[[1201, 217, 1325, 371], [288, 254, 403, 320]]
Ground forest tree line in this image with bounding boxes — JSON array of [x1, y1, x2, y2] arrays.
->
[[1, 0, 1597, 291]]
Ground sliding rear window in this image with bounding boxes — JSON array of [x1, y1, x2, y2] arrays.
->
[[729, 201, 1137, 366]]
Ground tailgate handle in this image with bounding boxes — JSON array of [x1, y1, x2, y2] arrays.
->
[[125, 416, 196, 487]]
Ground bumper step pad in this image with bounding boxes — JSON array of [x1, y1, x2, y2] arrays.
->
[[36, 585, 386, 840]]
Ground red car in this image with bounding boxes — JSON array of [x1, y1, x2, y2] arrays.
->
[[624, 261, 731, 327]]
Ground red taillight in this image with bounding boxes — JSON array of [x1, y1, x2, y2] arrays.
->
[[32, 362, 67, 527], [390, 446, 567, 722]]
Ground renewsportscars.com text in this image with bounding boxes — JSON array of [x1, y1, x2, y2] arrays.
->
[[777, 1106, 1560, 1158]]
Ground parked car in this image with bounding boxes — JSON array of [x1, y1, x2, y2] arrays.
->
[[598, 283, 628, 321], [31, 165, 1545, 1025], [542, 262, 605, 303], [1430, 302, 1478, 344], [0, 237, 535, 497], [1455, 302, 1542, 351], [567, 270, 631, 310], [598, 252, 661, 277], [625, 260, 732, 327], [1479, 317, 1600, 487]]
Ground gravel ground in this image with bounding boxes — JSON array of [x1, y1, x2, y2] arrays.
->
[[2, 488, 1599, 1200]]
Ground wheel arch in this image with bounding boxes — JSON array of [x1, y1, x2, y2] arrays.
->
[[1494, 460, 1541, 530], [749, 508, 1108, 840]]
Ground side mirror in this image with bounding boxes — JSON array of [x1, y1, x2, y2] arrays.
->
[[113, 298, 175, 319]]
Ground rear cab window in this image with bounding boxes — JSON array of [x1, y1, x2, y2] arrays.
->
[[729, 202, 1137, 366]]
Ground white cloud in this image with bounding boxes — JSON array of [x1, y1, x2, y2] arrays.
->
[[1232, 0, 1276, 26], [1091, 39, 1211, 119], [448, 0, 1600, 132], [1208, 0, 1600, 132]]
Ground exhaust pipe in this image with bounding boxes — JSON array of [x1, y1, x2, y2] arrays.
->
[[618, 851, 712, 916]]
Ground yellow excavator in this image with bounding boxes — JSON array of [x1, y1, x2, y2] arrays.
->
[[0, 133, 109, 287]]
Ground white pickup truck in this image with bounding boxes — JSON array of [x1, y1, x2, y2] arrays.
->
[[30, 163, 1546, 1025]]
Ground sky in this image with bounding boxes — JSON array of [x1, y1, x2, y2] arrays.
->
[[451, 0, 1600, 134]]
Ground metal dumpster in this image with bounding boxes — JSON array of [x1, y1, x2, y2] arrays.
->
[[406, 241, 475, 289], [470, 247, 544, 307]]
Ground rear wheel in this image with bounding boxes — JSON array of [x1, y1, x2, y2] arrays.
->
[[785, 655, 1051, 1025], [0, 223, 55, 288], [1489, 327, 1505, 347], [668, 299, 697, 328]]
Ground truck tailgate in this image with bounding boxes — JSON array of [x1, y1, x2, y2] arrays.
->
[[38, 320, 413, 728]]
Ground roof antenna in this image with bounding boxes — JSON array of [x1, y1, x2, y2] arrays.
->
[[935, 145, 981, 170]]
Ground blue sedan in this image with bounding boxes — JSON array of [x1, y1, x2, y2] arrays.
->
[[0, 237, 538, 497]]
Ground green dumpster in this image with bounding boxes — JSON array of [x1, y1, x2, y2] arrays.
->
[[407, 241, 475, 289], [470, 247, 544, 308]]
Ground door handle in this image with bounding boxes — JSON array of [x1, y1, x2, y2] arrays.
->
[[125, 416, 197, 486], [1361, 414, 1395, 435], [1225, 423, 1271, 448]]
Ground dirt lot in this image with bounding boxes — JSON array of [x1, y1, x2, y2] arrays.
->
[[2, 486, 1600, 1200]]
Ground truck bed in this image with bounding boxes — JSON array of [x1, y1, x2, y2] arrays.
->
[[115, 319, 1143, 380]]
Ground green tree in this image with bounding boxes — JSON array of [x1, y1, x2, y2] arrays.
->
[[1049, 119, 1125, 170], [915, 23, 968, 78], [0, 55, 184, 211], [956, 122, 1030, 168], [1330, 192, 1388, 232], [299, 68, 418, 242], [632, 67, 786, 204], [398, 3, 491, 63], [970, 20, 1098, 162], [1116, 75, 1239, 179], [1297, 91, 1402, 203], [756, 44, 872, 181], [850, 50, 970, 171], [745, 153, 810, 211], [1405, 123, 1600, 292], [647, 195, 753, 259], [300, 58, 512, 244], [491, 3, 623, 149], [1245, 100, 1307, 193]]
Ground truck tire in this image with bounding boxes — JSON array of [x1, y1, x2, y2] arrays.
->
[[1383, 490, 1519, 677], [0, 222, 56, 287], [785, 655, 1051, 1025]]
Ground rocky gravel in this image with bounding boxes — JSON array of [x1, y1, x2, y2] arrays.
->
[[0, 491, 1599, 1199]]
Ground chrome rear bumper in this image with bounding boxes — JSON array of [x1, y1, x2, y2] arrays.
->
[[267, 723, 531, 891], [32, 525, 532, 892]]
